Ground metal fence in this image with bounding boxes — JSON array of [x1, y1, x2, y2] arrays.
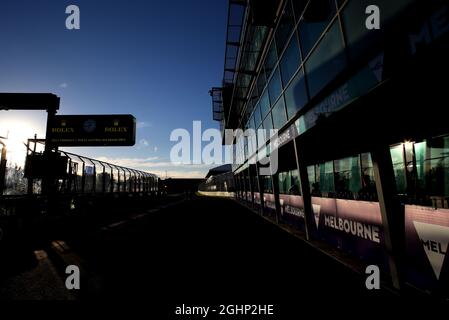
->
[[51, 150, 158, 195]]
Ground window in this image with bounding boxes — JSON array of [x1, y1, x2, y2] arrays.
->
[[320, 161, 335, 195], [251, 169, 259, 193], [275, 0, 295, 55], [248, 114, 255, 131], [304, 21, 346, 98], [284, 68, 308, 119], [341, 0, 416, 61], [263, 175, 274, 194], [271, 97, 288, 129], [415, 136, 449, 207], [292, 0, 308, 21], [260, 89, 271, 118], [298, 0, 336, 57], [336, 0, 347, 8], [263, 112, 273, 132], [308, 164, 320, 196], [414, 141, 426, 192], [268, 67, 282, 105], [250, 85, 259, 108], [265, 41, 278, 78], [257, 68, 267, 95], [390, 144, 407, 194], [426, 137, 449, 197], [334, 156, 361, 199], [280, 31, 301, 87], [360, 153, 377, 200], [340, 0, 378, 61], [254, 102, 262, 128], [279, 169, 301, 195], [245, 170, 251, 193]]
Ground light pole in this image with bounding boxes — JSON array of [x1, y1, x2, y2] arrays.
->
[[0, 136, 7, 195]]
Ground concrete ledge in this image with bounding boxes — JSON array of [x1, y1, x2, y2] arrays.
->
[[197, 191, 235, 198]]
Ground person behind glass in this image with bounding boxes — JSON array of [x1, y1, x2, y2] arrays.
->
[[289, 183, 300, 195], [360, 174, 376, 200], [311, 182, 320, 196]]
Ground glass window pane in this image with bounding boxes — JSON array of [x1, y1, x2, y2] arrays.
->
[[427, 158, 449, 199], [320, 161, 335, 194], [341, 0, 416, 61], [336, 0, 346, 8], [299, 0, 336, 57], [280, 31, 301, 87], [424, 136, 449, 201], [263, 175, 273, 193], [263, 112, 273, 131], [268, 67, 282, 105], [360, 153, 377, 200], [292, 0, 308, 21], [284, 68, 308, 119], [272, 97, 287, 129], [254, 102, 262, 128], [257, 68, 266, 94], [265, 41, 278, 79], [390, 145, 407, 194], [390, 145, 404, 165], [278, 170, 301, 195], [334, 156, 361, 198], [290, 169, 301, 195], [279, 172, 288, 194], [249, 114, 255, 130], [305, 21, 346, 98], [308, 164, 321, 195], [414, 141, 426, 191], [429, 136, 449, 159], [275, 0, 295, 55], [250, 85, 259, 106], [260, 89, 271, 118]]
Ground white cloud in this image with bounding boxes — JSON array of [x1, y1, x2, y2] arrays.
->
[[153, 146, 158, 152], [95, 156, 159, 169], [93, 156, 212, 178], [59, 82, 68, 88], [139, 138, 149, 147], [137, 121, 151, 129], [153, 170, 207, 179]]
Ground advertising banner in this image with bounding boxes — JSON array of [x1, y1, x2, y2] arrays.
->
[[49, 114, 136, 146], [263, 193, 277, 218], [311, 197, 388, 269], [404, 205, 449, 294], [279, 194, 306, 231], [253, 191, 262, 210]]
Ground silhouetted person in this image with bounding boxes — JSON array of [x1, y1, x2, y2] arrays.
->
[[289, 184, 300, 195], [311, 182, 320, 196]]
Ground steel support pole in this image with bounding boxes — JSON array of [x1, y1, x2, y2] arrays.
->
[[294, 138, 314, 240], [371, 144, 405, 290]]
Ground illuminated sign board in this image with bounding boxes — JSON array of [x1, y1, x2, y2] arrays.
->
[[48, 114, 136, 146]]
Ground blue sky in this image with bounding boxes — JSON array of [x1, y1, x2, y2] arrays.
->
[[0, 0, 227, 177]]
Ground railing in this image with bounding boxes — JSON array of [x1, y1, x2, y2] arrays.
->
[[55, 150, 158, 195], [14, 138, 160, 196]]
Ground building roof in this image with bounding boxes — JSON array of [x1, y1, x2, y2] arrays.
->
[[205, 164, 233, 178]]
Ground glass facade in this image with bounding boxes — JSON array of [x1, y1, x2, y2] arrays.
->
[[221, 0, 449, 298], [304, 20, 346, 98], [279, 169, 301, 195], [298, 0, 336, 57], [238, 0, 420, 159], [390, 136, 449, 207], [241, 0, 347, 153]]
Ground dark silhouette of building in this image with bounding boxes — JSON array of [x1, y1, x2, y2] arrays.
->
[[211, 0, 449, 297]]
